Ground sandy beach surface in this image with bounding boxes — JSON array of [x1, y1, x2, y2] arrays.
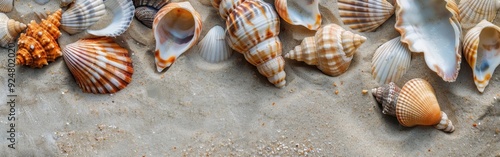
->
[[0, 0, 499, 156]]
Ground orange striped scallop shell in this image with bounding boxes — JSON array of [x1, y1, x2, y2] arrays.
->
[[396, 78, 442, 127]]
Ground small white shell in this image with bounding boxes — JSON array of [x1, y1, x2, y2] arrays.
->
[[87, 0, 135, 37], [371, 37, 411, 85], [275, 0, 321, 30], [0, 13, 27, 48], [0, 0, 13, 13], [34, 0, 50, 5], [61, 0, 106, 35], [198, 25, 232, 63]]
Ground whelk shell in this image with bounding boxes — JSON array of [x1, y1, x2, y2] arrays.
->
[[61, 0, 106, 35], [463, 20, 500, 93], [372, 78, 455, 133], [275, 0, 321, 30], [338, 0, 394, 32], [0, 0, 13, 13], [198, 25, 232, 63], [153, 1, 202, 72], [286, 24, 366, 76], [371, 37, 411, 85], [0, 13, 26, 48], [459, 0, 500, 31], [133, 0, 170, 28], [87, 0, 135, 37], [62, 37, 134, 94]]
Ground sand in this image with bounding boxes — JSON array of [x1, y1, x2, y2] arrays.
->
[[0, 0, 499, 156]]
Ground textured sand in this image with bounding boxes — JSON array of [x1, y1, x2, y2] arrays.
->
[[0, 0, 499, 156]]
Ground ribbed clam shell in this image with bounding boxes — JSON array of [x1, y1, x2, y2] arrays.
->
[[371, 82, 400, 116], [34, 0, 50, 5], [275, 0, 321, 30], [0, 0, 13, 12], [396, 78, 442, 127], [338, 0, 394, 32], [153, 1, 202, 72], [87, 0, 135, 37], [0, 13, 26, 48], [133, 0, 169, 9], [395, 0, 462, 82], [134, 6, 156, 28], [62, 37, 134, 94], [463, 20, 500, 93], [286, 24, 366, 76], [61, 0, 106, 35], [198, 25, 232, 63], [459, 0, 500, 31], [371, 37, 411, 85]]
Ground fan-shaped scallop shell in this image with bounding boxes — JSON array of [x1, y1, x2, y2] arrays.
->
[[338, 0, 395, 32], [463, 20, 500, 93], [133, 0, 169, 28], [275, 0, 321, 30], [198, 25, 232, 63], [61, 0, 106, 35], [87, 0, 135, 37], [62, 37, 134, 94], [16, 9, 62, 68], [459, 0, 500, 31], [212, 0, 287, 87], [153, 1, 202, 72], [0, 0, 13, 13], [0, 13, 26, 48], [286, 24, 366, 76], [371, 37, 411, 85]]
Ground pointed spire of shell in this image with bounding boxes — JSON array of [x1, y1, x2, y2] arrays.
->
[[371, 82, 400, 116], [1, 13, 27, 48]]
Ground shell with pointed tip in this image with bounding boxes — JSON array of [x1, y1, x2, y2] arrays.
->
[[0, 13, 26, 48], [0, 0, 13, 12], [338, 0, 394, 32], [62, 37, 134, 94], [198, 25, 232, 63], [371, 37, 411, 85], [212, 0, 287, 87], [371, 82, 400, 116], [275, 0, 321, 30], [87, 0, 135, 37], [459, 0, 500, 31], [133, 0, 169, 28], [61, 0, 106, 35], [34, 0, 50, 5], [463, 20, 500, 93], [153, 2, 202, 72], [61, 0, 74, 7], [16, 9, 62, 68], [395, 0, 462, 82], [285, 24, 366, 76]]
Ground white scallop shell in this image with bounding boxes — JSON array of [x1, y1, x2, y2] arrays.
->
[[0, 13, 26, 48], [338, 0, 395, 32], [459, 0, 500, 31], [34, 0, 50, 5], [87, 0, 134, 37], [275, 0, 321, 30], [61, 0, 106, 35], [371, 37, 411, 85], [198, 25, 232, 63], [0, 0, 13, 12]]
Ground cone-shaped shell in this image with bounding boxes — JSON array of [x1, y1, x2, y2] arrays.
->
[[371, 82, 400, 116], [153, 1, 202, 72], [198, 25, 232, 63], [62, 37, 134, 94], [275, 0, 321, 30], [87, 0, 135, 37], [371, 37, 411, 85], [0, 13, 26, 48], [285, 24, 366, 76], [133, 0, 169, 28], [338, 0, 394, 32], [0, 0, 13, 13], [463, 20, 500, 92], [61, 0, 106, 35], [459, 0, 500, 31], [397, 78, 442, 127]]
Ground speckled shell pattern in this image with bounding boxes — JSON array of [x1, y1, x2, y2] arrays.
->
[[61, 0, 106, 35], [275, 0, 321, 30], [133, 0, 169, 28], [16, 9, 62, 68], [286, 24, 366, 76], [338, 0, 394, 32], [0, 0, 13, 13], [459, 0, 500, 31], [0, 13, 26, 48], [213, 0, 287, 87]]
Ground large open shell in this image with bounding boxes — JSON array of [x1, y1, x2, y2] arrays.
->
[[338, 0, 394, 32], [275, 0, 321, 30], [371, 37, 411, 85], [0, 13, 26, 48], [463, 20, 500, 93], [133, 0, 170, 28], [61, 0, 106, 35], [87, 0, 135, 37], [153, 1, 202, 72], [459, 0, 500, 31], [198, 25, 232, 63], [395, 0, 462, 82], [0, 0, 13, 13]]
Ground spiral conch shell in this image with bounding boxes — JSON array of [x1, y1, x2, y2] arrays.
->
[[459, 0, 500, 31], [275, 0, 321, 30], [16, 9, 62, 68], [463, 20, 500, 93], [285, 24, 366, 76], [0, 13, 26, 48], [212, 0, 287, 87], [372, 78, 455, 133]]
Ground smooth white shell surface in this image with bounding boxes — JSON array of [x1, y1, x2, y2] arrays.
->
[[87, 0, 135, 37], [198, 25, 232, 63]]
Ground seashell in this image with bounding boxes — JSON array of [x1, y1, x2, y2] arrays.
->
[[87, 0, 135, 37], [34, 0, 50, 5], [60, 0, 75, 7], [153, 1, 202, 72], [274, 0, 321, 30], [61, 0, 106, 35], [285, 24, 366, 76], [337, 0, 395, 32], [0, 13, 26, 48], [16, 9, 62, 68], [212, 0, 287, 87], [372, 78, 455, 133], [371, 37, 411, 85], [463, 20, 500, 93], [459, 0, 500, 31], [0, 0, 13, 13], [198, 25, 232, 63], [395, 0, 462, 82], [133, 0, 169, 28], [62, 37, 134, 94]]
